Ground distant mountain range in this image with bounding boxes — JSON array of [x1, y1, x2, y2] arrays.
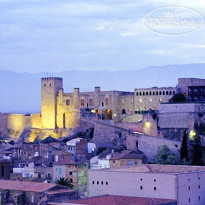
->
[[1, 63, 205, 113]]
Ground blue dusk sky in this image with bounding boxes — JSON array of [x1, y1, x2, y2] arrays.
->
[[0, 0, 205, 73]]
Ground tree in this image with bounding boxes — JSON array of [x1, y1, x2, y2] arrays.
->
[[191, 134, 203, 166], [154, 145, 180, 165], [180, 130, 188, 161], [169, 93, 186, 103], [56, 177, 74, 189]]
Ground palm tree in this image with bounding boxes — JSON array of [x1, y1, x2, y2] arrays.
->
[[56, 177, 74, 189]]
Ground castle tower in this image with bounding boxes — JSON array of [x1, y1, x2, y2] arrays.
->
[[41, 77, 63, 129]]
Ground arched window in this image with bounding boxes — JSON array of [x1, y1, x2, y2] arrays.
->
[[169, 91, 172, 95], [139, 92, 142, 96], [122, 109, 126, 114], [146, 92, 148, 95], [159, 91, 162, 95], [149, 91, 152, 95], [156, 91, 158, 95], [166, 91, 169, 95], [143, 92, 145, 96], [173, 91, 176, 95], [66, 99, 70, 106], [136, 92, 138, 96], [163, 91, 165, 95], [153, 91, 155, 95]]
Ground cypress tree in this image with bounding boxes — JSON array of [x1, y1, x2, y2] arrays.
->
[[180, 130, 188, 161]]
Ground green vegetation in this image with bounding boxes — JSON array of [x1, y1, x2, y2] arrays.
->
[[154, 145, 180, 165], [169, 93, 186, 103], [56, 177, 74, 189], [180, 130, 188, 161]]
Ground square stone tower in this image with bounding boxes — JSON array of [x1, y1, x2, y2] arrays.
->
[[41, 77, 63, 129]]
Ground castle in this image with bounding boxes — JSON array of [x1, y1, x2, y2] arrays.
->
[[0, 77, 205, 140]]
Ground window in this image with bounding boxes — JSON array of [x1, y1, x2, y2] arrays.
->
[[70, 179, 73, 183], [102, 102, 104, 106], [139, 99, 142, 103], [143, 92, 145, 96], [163, 91, 165, 95], [198, 185, 200, 189], [189, 198, 191, 203], [69, 172, 72, 175], [50, 83, 52, 87], [59, 168, 62, 175], [146, 92, 148, 95], [166, 91, 169, 95], [92, 181, 94, 184], [105, 98, 109, 105], [97, 181, 99, 185], [106, 181, 108, 185], [188, 186, 190, 190], [134, 161, 138, 165], [154, 187, 156, 191], [44, 84, 46, 87], [199, 196, 200, 201], [89, 99, 93, 105], [101, 181, 103, 185], [140, 178, 143, 181], [113, 160, 115, 163], [154, 179, 156, 182], [127, 160, 132, 166], [136, 92, 138, 96], [66, 99, 70, 106], [140, 186, 143, 190], [150, 99, 152, 102], [81, 99, 85, 106], [153, 91, 155, 95], [159, 91, 162, 95], [156, 91, 158, 95]]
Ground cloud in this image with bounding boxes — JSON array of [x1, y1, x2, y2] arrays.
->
[[0, 0, 204, 73]]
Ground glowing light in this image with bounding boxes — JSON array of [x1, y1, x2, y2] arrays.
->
[[91, 109, 96, 113], [189, 130, 196, 140], [113, 113, 117, 117], [145, 121, 151, 128]]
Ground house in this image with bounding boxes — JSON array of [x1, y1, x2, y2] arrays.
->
[[0, 179, 78, 204], [87, 164, 205, 205], [109, 149, 147, 168], [53, 159, 89, 196]]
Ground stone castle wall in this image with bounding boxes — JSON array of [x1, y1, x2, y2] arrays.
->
[[92, 120, 180, 162]]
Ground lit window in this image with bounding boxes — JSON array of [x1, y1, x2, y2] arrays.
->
[[105, 98, 109, 105], [122, 99, 124, 104], [139, 99, 142, 103]]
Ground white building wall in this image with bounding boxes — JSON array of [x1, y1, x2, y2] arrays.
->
[[177, 172, 205, 205], [88, 170, 177, 200]]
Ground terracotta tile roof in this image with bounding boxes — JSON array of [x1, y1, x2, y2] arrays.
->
[[45, 189, 74, 195], [110, 149, 145, 160], [0, 180, 57, 192], [93, 164, 205, 174], [68, 195, 176, 205], [54, 159, 87, 165]]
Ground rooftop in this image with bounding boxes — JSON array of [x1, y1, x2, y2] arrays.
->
[[89, 164, 205, 174], [110, 149, 145, 160], [0, 180, 58, 193], [52, 195, 176, 205]]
